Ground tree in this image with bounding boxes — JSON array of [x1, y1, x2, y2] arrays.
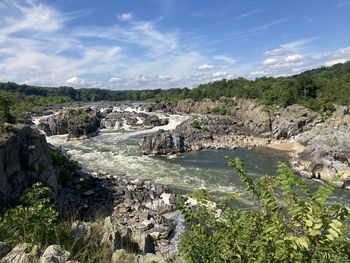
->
[[0, 91, 15, 124], [177, 158, 350, 263]]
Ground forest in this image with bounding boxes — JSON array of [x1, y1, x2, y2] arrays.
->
[[1, 61, 350, 125]]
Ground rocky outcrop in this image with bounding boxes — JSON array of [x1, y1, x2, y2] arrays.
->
[[140, 102, 177, 114], [56, 171, 180, 253], [291, 106, 350, 186], [271, 105, 319, 139], [140, 99, 319, 155], [0, 124, 58, 210], [0, 243, 39, 263], [37, 107, 169, 138], [40, 245, 71, 263], [38, 107, 101, 139], [100, 111, 168, 130]]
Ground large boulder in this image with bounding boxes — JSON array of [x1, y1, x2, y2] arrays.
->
[[40, 245, 71, 263], [101, 217, 155, 254], [140, 103, 177, 114], [0, 243, 38, 263], [37, 115, 68, 136], [0, 125, 58, 210], [271, 105, 318, 139], [100, 111, 168, 130], [37, 107, 101, 139]]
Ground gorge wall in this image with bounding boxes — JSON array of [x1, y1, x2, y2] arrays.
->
[[0, 124, 58, 210]]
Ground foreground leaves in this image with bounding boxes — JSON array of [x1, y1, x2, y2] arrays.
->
[[177, 158, 350, 263]]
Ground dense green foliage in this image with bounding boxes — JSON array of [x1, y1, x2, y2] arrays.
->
[[177, 158, 350, 263], [0, 183, 113, 262], [0, 183, 58, 245], [0, 82, 160, 102], [154, 62, 350, 111], [0, 90, 72, 126], [49, 150, 81, 183]]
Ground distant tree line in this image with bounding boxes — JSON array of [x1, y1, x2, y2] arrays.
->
[[152, 61, 350, 111], [0, 82, 161, 102], [0, 61, 350, 126]]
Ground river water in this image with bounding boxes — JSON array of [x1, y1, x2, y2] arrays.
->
[[45, 110, 349, 205]]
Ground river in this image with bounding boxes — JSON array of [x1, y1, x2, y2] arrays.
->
[[45, 109, 349, 206]]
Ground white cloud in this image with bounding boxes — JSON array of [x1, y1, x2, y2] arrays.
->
[[285, 54, 304, 63], [198, 64, 215, 70], [263, 58, 278, 65], [212, 71, 227, 77], [236, 9, 263, 20], [213, 55, 236, 65], [66, 76, 86, 86], [335, 1, 350, 8], [109, 77, 122, 84], [0, 1, 349, 89], [117, 12, 134, 22], [325, 59, 347, 67]]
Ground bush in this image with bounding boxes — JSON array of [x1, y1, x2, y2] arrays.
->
[[191, 121, 202, 129], [0, 183, 58, 245], [49, 150, 80, 183], [210, 106, 228, 115], [177, 158, 350, 263]]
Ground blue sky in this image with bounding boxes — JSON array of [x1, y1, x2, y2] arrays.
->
[[0, 0, 349, 89]]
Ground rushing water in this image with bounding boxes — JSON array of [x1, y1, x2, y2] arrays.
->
[[45, 110, 349, 205]]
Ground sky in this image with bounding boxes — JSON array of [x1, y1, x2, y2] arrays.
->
[[0, 0, 349, 90]]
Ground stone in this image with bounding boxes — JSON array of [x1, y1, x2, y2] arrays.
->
[[82, 190, 95, 197], [142, 219, 154, 230], [0, 243, 11, 259], [150, 232, 160, 240], [71, 221, 92, 241], [0, 125, 58, 210], [40, 245, 71, 263], [0, 243, 37, 263]]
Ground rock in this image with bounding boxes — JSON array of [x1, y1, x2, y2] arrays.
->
[[82, 190, 95, 197], [71, 221, 92, 241], [142, 219, 154, 230], [140, 102, 177, 114], [100, 111, 169, 130], [0, 125, 58, 210], [37, 108, 101, 139], [160, 193, 171, 205], [291, 111, 350, 185], [0, 243, 37, 263], [0, 243, 11, 259], [40, 245, 71, 263], [101, 217, 155, 254], [161, 210, 187, 254], [150, 232, 160, 240], [271, 105, 317, 139]]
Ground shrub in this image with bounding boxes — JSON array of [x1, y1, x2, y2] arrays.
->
[[0, 183, 58, 245], [49, 150, 81, 183], [191, 121, 202, 129], [210, 106, 228, 115], [177, 158, 350, 263]]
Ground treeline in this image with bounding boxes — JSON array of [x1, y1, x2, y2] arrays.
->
[[152, 61, 350, 111], [0, 91, 72, 126], [0, 61, 350, 123], [0, 82, 161, 102]]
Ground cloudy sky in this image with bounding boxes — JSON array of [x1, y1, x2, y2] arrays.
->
[[0, 0, 349, 90]]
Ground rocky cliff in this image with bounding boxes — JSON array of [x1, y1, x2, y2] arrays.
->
[[140, 99, 318, 155], [291, 106, 350, 186], [0, 124, 58, 210], [37, 106, 169, 139]]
